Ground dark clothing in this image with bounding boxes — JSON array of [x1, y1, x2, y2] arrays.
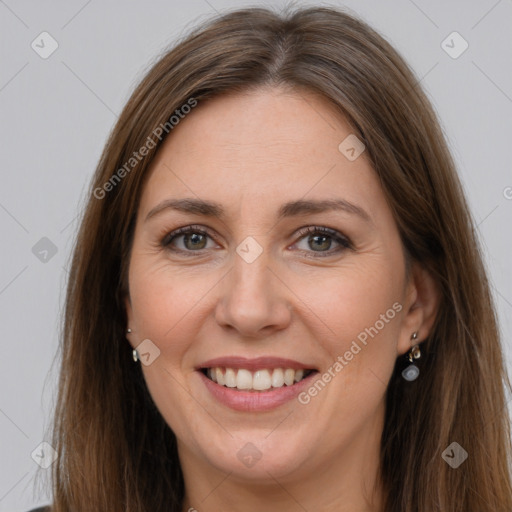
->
[[27, 507, 50, 512]]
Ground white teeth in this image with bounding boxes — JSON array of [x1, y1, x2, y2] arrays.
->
[[215, 367, 225, 386], [253, 369, 272, 391], [271, 368, 284, 388], [284, 368, 295, 386], [236, 369, 253, 390], [224, 368, 237, 388], [205, 367, 310, 391]]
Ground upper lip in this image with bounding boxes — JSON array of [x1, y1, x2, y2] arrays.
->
[[197, 356, 317, 371]]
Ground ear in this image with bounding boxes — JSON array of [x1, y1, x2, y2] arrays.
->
[[124, 293, 135, 349], [397, 261, 440, 356]]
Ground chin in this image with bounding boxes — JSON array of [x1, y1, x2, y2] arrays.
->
[[188, 429, 313, 482]]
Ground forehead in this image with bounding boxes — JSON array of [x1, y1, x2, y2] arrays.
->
[[138, 87, 383, 222]]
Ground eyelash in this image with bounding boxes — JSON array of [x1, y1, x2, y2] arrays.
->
[[160, 224, 353, 258]]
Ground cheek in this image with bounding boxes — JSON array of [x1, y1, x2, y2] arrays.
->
[[297, 264, 402, 437], [308, 260, 401, 335], [128, 256, 201, 361], [140, 364, 203, 454], [128, 258, 204, 439], [300, 256, 403, 384]]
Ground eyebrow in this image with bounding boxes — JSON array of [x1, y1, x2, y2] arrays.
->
[[145, 197, 372, 224]]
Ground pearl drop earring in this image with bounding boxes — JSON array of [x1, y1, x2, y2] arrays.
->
[[402, 332, 421, 381]]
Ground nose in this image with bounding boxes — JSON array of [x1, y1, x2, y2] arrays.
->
[[214, 247, 292, 339]]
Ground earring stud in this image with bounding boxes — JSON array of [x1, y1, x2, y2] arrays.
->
[[127, 328, 132, 333], [132, 349, 139, 362]]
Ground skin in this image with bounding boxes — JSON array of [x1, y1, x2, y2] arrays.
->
[[125, 86, 439, 512]]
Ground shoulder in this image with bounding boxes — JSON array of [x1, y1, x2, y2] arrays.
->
[[27, 507, 51, 512]]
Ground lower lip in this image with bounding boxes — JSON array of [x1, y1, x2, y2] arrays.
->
[[198, 370, 318, 412]]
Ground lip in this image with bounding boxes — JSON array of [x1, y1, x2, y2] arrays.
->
[[197, 356, 316, 372], [197, 366, 318, 412]]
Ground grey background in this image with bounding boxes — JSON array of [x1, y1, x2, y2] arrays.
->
[[1, 0, 511, 510]]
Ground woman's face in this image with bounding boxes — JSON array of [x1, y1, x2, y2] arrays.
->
[[125, 87, 422, 485]]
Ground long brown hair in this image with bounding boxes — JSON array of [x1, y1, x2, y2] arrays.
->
[[37, 5, 512, 511]]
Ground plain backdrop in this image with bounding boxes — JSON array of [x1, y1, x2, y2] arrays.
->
[[0, 0, 511, 510]]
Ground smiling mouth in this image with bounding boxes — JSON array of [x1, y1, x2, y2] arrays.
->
[[200, 367, 317, 392]]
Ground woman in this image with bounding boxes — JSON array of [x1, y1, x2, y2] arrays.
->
[[31, 5, 512, 512]]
